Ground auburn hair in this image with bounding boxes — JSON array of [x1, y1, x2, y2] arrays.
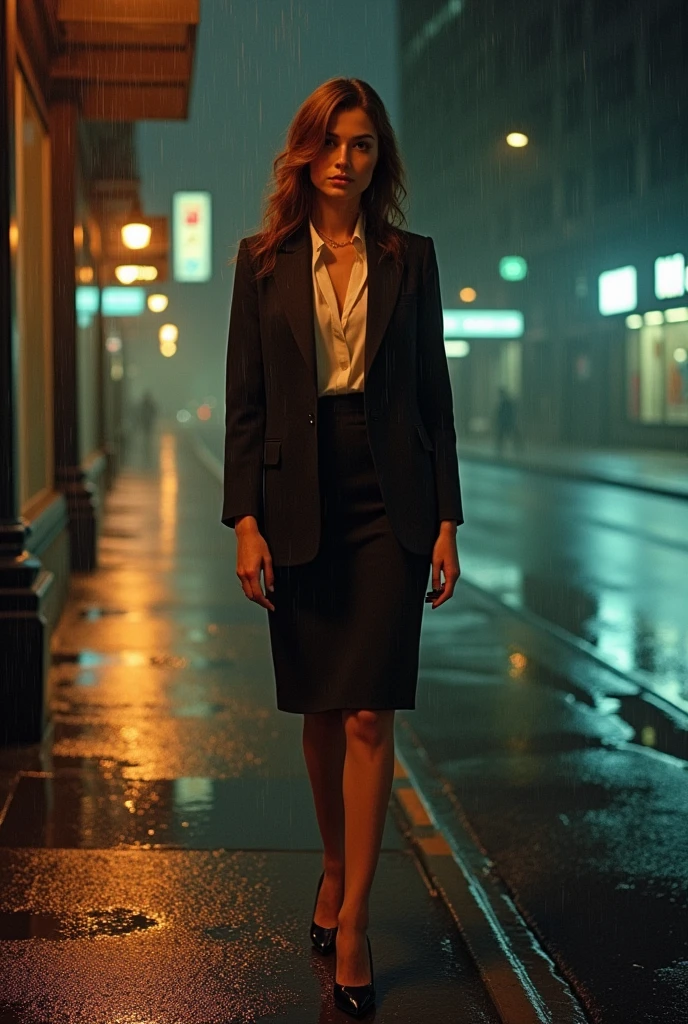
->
[[229, 77, 409, 278]]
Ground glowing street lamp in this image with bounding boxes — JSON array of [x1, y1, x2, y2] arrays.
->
[[121, 202, 152, 249], [159, 323, 179, 344], [147, 294, 169, 313], [115, 265, 158, 284], [506, 132, 529, 148]]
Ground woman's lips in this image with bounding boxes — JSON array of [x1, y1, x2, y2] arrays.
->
[[330, 176, 352, 183]]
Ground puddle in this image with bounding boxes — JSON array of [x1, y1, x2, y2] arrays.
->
[[0, 907, 159, 940]]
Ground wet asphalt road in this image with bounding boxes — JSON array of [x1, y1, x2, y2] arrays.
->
[[0, 425, 686, 1023], [455, 458, 688, 712]]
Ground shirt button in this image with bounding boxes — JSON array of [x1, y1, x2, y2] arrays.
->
[[308, 413, 314, 425]]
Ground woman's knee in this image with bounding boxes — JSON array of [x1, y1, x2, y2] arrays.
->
[[343, 709, 395, 744]]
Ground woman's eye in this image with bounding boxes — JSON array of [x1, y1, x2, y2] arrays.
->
[[324, 139, 370, 150]]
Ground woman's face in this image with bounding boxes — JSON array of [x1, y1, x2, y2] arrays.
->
[[309, 106, 379, 203]]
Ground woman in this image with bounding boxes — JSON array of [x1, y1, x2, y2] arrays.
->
[[222, 77, 463, 1017]]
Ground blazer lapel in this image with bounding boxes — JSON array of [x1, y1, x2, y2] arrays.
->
[[272, 217, 404, 390]]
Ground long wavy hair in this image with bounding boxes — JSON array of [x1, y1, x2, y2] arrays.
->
[[229, 77, 409, 278]]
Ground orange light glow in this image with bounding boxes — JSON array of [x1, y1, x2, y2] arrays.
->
[[459, 287, 476, 302], [159, 432, 178, 557], [508, 651, 528, 677], [197, 404, 211, 421]]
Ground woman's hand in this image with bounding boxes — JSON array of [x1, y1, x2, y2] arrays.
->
[[236, 527, 275, 612], [426, 526, 461, 609]]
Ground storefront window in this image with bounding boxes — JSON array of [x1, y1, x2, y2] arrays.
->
[[627, 322, 688, 425], [665, 325, 688, 423]]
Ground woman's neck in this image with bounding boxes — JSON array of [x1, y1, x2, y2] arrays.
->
[[310, 196, 361, 240]]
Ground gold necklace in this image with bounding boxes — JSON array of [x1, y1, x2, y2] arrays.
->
[[314, 225, 354, 248]]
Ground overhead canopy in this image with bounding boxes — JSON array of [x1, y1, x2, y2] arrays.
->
[[50, 0, 199, 119]]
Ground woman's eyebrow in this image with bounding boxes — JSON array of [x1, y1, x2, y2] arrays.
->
[[326, 132, 376, 140]]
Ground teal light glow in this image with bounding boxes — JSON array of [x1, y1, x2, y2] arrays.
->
[[101, 287, 146, 317], [75, 286, 99, 314], [499, 256, 528, 281], [598, 266, 637, 316], [443, 309, 524, 338]]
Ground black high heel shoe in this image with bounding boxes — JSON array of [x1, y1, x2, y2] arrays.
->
[[310, 871, 338, 955], [333, 934, 375, 1018]]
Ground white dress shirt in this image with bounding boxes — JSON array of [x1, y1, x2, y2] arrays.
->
[[309, 211, 367, 397]]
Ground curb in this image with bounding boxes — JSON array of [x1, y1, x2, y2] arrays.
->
[[459, 449, 688, 501], [390, 723, 590, 1024]]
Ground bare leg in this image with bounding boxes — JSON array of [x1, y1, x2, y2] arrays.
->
[[302, 709, 346, 927], [336, 708, 395, 986]]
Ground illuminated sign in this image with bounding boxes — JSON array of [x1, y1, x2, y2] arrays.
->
[[173, 190, 212, 282], [75, 286, 99, 328], [445, 340, 470, 358], [443, 309, 524, 338], [75, 286, 99, 314], [655, 253, 687, 300], [101, 287, 146, 317], [598, 266, 637, 316]]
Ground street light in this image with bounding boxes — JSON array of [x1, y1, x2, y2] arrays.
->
[[121, 201, 152, 249], [159, 323, 179, 344], [147, 294, 169, 313], [115, 264, 158, 284]]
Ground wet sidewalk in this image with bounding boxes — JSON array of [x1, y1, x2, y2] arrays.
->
[[0, 429, 506, 1023], [458, 438, 688, 499]]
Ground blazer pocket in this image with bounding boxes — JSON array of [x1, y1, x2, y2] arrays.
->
[[264, 439, 282, 466], [416, 422, 434, 452]]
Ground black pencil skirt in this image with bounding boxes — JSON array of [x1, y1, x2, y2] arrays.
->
[[267, 391, 432, 714]]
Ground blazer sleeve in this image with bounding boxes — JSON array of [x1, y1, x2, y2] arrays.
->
[[221, 237, 266, 530], [417, 235, 464, 526]]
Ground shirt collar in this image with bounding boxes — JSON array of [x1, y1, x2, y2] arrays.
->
[[309, 211, 366, 259]]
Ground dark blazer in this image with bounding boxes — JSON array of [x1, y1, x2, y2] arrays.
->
[[221, 219, 464, 567]]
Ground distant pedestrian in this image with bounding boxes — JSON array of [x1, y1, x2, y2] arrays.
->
[[495, 387, 522, 454], [139, 390, 158, 437], [139, 391, 158, 460]]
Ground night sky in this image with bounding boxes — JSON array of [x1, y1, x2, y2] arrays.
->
[[134, 0, 398, 418]]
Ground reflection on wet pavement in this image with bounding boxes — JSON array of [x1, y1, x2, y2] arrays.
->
[[0, 430, 502, 1023], [455, 461, 688, 711], [0, 772, 404, 851], [0, 425, 684, 1023]]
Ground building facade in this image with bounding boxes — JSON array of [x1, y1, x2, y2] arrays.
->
[[398, 0, 688, 451], [0, 0, 198, 744]]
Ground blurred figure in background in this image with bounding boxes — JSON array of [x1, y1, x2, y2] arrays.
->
[[139, 390, 159, 457], [495, 386, 522, 455]]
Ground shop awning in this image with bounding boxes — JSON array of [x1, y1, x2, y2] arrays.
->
[[50, 0, 199, 119]]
